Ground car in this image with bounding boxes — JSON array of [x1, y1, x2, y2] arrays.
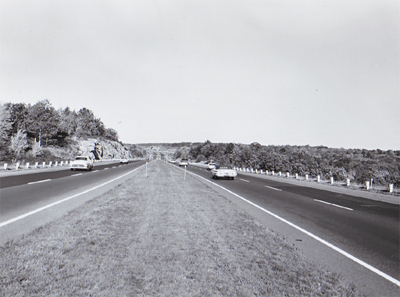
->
[[120, 159, 129, 164], [207, 163, 217, 170], [211, 165, 237, 180], [70, 156, 94, 171], [179, 159, 189, 166]]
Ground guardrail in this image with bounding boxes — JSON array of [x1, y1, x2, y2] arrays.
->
[[0, 159, 126, 172], [2, 161, 70, 171], [232, 167, 396, 194]]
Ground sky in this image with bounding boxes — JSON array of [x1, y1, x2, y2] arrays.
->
[[1, 0, 399, 150]]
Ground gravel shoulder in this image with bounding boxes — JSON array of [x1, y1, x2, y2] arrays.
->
[[0, 160, 363, 296]]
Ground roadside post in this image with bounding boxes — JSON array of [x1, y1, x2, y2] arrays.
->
[[146, 161, 148, 177], [184, 165, 187, 180]]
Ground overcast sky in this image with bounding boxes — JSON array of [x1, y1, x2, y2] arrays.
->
[[1, 0, 399, 149]]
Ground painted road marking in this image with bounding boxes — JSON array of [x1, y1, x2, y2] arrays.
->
[[104, 168, 109, 170], [92, 170, 99, 173], [184, 170, 400, 287], [72, 173, 83, 177], [28, 179, 51, 185], [264, 185, 282, 191], [240, 179, 250, 182], [0, 164, 145, 229], [314, 199, 353, 211]]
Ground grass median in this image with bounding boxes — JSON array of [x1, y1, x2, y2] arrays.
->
[[0, 161, 362, 296]]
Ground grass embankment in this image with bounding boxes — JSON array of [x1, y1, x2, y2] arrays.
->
[[0, 161, 362, 296]]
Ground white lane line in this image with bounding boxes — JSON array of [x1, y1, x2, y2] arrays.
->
[[92, 170, 99, 173], [265, 185, 282, 191], [28, 179, 51, 185], [185, 170, 400, 287], [72, 173, 83, 177], [104, 168, 109, 170], [314, 199, 353, 211], [0, 164, 146, 229], [240, 179, 250, 182]]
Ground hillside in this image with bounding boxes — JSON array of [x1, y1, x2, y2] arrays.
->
[[0, 100, 145, 165]]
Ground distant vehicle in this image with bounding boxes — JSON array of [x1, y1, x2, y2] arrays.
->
[[207, 163, 217, 170], [120, 159, 129, 164], [211, 165, 237, 180], [179, 159, 189, 166], [70, 156, 94, 171]]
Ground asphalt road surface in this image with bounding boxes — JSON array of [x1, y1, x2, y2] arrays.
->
[[181, 163, 399, 285], [0, 160, 146, 243]]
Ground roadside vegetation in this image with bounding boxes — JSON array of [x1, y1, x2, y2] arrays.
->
[[1, 99, 398, 187], [0, 100, 144, 164], [0, 162, 363, 296], [170, 141, 400, 187]]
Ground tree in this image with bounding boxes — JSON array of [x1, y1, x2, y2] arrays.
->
[[28, 138, 43, 158], [104, 128, 119, 142], [9, 130, 28, 162], [25, 100, 60, 146], [0, 104, 12, 147], [76, 107, 105, 137], [58, 107, 78, 136], [4, 102, 29, 135]]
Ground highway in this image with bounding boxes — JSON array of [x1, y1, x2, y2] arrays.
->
[[0, 160, 146, 240], [182, 163, 399, 284], [1, 159, 399, 292]]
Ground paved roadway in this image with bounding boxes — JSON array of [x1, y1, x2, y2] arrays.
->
[[0, 160, 146, 243], [1, 160, 399, 295], [181, 163, 399, 285]]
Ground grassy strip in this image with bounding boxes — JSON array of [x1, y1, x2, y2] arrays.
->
[[0, 161, 362, 296]]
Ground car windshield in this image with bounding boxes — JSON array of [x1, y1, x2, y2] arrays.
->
[[75, 157, 88, 160]]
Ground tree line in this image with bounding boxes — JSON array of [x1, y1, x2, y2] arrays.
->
[[0, 99, 120, 162], [177, 141, 400, 187]]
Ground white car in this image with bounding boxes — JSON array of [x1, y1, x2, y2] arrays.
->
[[211, 165, 237, 180], [70, 156, 94, 171], [179, 159, 189, 166], [207, 163, 217, 170], [120, 159, 129, 164]]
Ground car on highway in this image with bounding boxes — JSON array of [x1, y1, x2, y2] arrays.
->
[[207, 162, 217, 170], [211, 165, 237, 180], [70, 156, 94, 171], [179, 159, 189, 166], [120, 159, 129, 164]]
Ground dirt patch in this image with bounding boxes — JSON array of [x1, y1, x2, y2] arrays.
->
[[0, 161, 362, 296]]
